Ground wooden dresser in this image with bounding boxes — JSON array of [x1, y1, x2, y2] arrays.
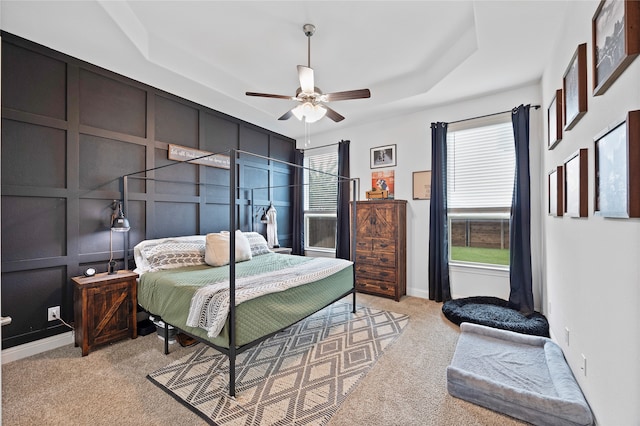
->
[[355, 200, 407, 301]]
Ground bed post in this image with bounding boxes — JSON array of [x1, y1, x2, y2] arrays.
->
[[351, 178, 357, 314], [123, 175, 130, 271], [228, 149, 237, 397]]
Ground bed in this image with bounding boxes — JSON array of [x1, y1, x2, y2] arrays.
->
[[125, 149, 358, 397]]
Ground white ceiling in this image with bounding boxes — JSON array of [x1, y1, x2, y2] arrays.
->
[[1, 1, 570, 140]]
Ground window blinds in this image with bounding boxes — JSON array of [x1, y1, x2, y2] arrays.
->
[[446, 120, 515, 210], [304, 148, 338, 212]]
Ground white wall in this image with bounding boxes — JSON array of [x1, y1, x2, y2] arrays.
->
[[298, 83, 543, 303], [304, 3, 640, 420], [540, 1, 640, 424]]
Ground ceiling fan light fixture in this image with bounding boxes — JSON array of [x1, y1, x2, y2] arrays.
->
[[292, 102, 326, 123]]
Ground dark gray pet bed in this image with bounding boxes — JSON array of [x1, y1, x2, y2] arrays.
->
[[442, 296, 549, 337], [447, 322, 593, 426]]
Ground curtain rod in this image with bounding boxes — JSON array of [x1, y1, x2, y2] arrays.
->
[[447, 104, 540, 125], [301, 139, 349, 151]]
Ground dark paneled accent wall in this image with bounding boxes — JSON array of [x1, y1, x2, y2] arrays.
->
[[1, 33, 297, 349]]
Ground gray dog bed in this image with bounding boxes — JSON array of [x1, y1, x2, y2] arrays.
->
[[447, 323, 593, 426]]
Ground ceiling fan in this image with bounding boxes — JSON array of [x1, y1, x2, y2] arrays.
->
[[245, 23, 371, 123]]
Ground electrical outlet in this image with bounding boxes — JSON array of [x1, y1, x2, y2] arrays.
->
[[47, 306, 60, 322]]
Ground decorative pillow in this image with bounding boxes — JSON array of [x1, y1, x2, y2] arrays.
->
[[141, 240, 206, 272], [242, 232, 272, 256], [134, 235, 206, 274], [205, 230, 252, 267]]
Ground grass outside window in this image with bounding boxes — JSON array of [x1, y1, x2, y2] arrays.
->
[[450, 246, 510, 266]]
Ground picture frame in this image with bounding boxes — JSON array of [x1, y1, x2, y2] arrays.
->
[[548, 166, 564, 217], [371, 170, 395, 198], [594, 110, 640, 218], [563, 43, 588, 131], [564, 148, 588, 218], [548, 89, 563, 149], [412, 170, 431, 200], [370, 144, 397, 168], [592, 0, 640, 96]]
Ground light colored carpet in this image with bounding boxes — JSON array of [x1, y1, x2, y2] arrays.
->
[[148, 303, 409, 425], [1, 294, 527, 425]]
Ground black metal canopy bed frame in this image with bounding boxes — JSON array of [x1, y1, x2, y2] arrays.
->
[[121, 149, 359, 397]]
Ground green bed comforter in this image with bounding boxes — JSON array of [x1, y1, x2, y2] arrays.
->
[[138, 252, 354, 348]]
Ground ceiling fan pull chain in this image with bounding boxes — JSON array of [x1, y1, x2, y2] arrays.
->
[[304, 121, 311, 147]]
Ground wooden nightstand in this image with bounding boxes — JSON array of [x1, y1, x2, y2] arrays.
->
[[72, 270, 138, 356], [271, 247, 292, 255]]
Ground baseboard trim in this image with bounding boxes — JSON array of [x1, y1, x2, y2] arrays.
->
[[2, 331, 74, 364]]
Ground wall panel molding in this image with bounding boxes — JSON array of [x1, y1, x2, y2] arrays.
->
[[1, 32, 295, 349]]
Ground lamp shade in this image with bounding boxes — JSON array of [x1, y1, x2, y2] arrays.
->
[[111, 202, 130, 232]]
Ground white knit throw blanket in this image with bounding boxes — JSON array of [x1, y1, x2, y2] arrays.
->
[[186, 257, 352, 337]]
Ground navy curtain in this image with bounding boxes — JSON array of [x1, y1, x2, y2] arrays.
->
[[509, 105, 534, 314], [428, 123, 451, 302], [336, 140, 351, 260], [292, 149, 305, 256]]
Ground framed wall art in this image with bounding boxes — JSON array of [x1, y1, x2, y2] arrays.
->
[[370, 144, 396, 168], [564, 148, 588, 218], [548, 89, 563, 149], [412, 170, 431, 200], [371, 170, 395, 198], [594, 110, 640, 217], [592, 0, 640, 96], [548, 166, 564, 217], [563, 43, 588, 131]]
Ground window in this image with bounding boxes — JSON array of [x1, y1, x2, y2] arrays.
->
[[447, 115, 515, 267], [304, 146, 338, 252]]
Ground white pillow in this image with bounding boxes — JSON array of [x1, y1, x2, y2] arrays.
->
[[242, 232, 272, 256], [133, 235, 206, 274], [205, 230, 252, 267]]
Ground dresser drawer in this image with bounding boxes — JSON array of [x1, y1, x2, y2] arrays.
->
[[356, 238, 395, 253], [355, 278, 397, 298], [355, 264, 397, 283], [355, 251, 396, 268], [373, 238, 395, 252]]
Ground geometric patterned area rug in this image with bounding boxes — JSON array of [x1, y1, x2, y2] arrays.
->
[[148, 302, 409, 425]]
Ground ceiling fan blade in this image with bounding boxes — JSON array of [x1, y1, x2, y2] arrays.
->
[[324, 89, 371, 102], [246, 92, 293, 100], [297, 65, 315, 94], [324, 106, 345, 122], [278, 109, 294, 120]]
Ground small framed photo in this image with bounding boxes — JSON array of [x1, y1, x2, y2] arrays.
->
[[412, 170, 431, 200], [563, 43, 588, 131], [592, 0, 640, 96], [564, 148, 588, 218], [371, 170, 395, 198], [548, 89, 563, 149], [594, 110, 640, 218], [548, 166, 564, 217], [370, 144, 396, 168]]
